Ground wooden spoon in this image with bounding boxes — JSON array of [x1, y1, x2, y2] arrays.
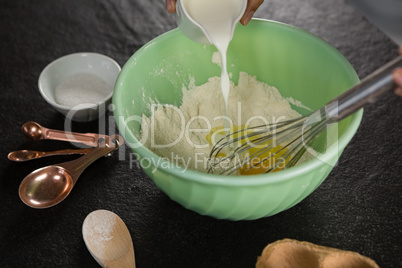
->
[[82, 210, 135, 268]]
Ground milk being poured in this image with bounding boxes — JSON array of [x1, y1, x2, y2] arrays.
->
[[183, 0, 245, 128]]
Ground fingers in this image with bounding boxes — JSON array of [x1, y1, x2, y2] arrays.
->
[[393, 45, 402, 96], [166, 0, 176, 14], [395, 87, 402, 97], [393, 68, 402, 97], [240, 0, 265, 26]]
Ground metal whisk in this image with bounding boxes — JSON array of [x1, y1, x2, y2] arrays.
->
[[208, 55, 402, 175]]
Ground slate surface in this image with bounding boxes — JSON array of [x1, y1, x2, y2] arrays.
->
[[0, 0, 401, 267]]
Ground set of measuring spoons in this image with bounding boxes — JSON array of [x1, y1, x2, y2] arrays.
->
[[9, 121, 124, 209], [9, 123, 135, 266]]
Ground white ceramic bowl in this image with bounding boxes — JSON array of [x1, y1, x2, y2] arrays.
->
[[38, 52, 121, 122]]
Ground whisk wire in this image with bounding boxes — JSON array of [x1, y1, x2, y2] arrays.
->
[[208, 116, 315, 174], [208, 55, 402, 175], [208, 108, 333, 175]]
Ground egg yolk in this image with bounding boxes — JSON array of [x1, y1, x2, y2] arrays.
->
[[207, 125, 289, 175], [238, 143, 288, 175]]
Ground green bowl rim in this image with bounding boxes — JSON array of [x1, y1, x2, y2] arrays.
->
[[113, 19, 363, 187]]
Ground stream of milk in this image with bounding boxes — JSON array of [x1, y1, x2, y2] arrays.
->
[[183, 0, 244, 130]]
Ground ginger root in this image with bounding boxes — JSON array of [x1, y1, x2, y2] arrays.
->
[[256, 239, 379, 268]]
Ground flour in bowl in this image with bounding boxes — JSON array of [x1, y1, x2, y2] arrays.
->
[[140, 71, 312, 173]]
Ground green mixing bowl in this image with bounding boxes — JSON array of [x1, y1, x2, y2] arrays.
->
[[113, 19, 362, 220]]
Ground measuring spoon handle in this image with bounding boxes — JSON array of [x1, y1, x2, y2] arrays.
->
[[22, 121, 108, 147], [8, 148, 93, 162], [58, 135, 123, 183]]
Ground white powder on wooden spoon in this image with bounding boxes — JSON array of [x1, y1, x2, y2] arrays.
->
[[82, 210, 117, 260]]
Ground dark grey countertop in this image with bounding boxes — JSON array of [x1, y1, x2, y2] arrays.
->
[[0, 0, 401, 267]]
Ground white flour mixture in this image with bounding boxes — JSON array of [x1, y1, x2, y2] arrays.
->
[[140, 71, 308, 173]]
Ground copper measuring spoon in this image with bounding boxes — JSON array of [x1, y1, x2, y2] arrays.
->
[[18, 135, 123, 209], [22, 121, 108, 147], [8, 148, 93, 162]]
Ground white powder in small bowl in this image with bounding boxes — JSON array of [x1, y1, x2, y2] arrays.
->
[[55, 73, 111, 107]]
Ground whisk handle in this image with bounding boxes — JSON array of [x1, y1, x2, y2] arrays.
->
[[325, 55, 402, 122]]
